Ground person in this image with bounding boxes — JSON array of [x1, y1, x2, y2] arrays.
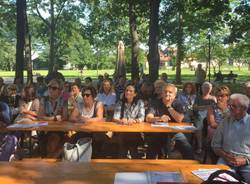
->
[[177, 82, 196, 122], [0, 77, 6, 97], [36, 76, 47, 98], [70, 86, 104, 157], [16, 85, 40, 121], [146, 83, 194, 159], [244, 81, 250, 114], [211, 94, 250, 183], [61, 81, 71, 101], [84, 77, 93, 87], [193, 82, 216, 154], [96, 79, 116, 121], [214, 71, 223, 83], [45, 65, 65, 83], [195, 64, 206, 95], [115, 75, 127, 101], [160, 73, 169, 83], [113, 84, 145, 158], [38, 79, 68, 158], [153, 80, 166, 100], [70, 86, 104, 123], [227, 70, 237, 83], [206, 85, 231, 163], [68, 83, 83, 117]]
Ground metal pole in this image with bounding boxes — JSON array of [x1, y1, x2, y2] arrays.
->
[[208, 33, 211, 82]]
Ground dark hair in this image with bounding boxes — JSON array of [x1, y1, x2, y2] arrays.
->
[[183, 82, 196, 95], [70, 82, 80, 90], [121, 83, 138, 104], [82, 86, 97, 98], [85, 77, 92, 82], [23, 85, 36, 102]]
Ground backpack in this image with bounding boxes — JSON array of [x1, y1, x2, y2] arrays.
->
[[0, 102, 19, 161], [202, 170, 246, 184]]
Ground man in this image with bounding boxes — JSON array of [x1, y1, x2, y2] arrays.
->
[[195, 64, 206, 95], [146, 83, 194, 159], [212, 93, 250, 183]]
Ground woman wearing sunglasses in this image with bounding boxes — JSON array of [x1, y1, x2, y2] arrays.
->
[[70, 86, 104, 123], [113, 84, 145, 158], [207, 85, 231, 163]]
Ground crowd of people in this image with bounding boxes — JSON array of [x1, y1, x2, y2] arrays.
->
[[0, 69, 249, 182]]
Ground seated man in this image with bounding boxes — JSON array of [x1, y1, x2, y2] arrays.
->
[[211, 93, 250, 183], [146, 83, 194, 159]]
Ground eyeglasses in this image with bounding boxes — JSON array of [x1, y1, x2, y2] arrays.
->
[[48, 86, 59, 91], [229, 104, 243, 110], [83, 93, 92, 97], [217, 94, 228, 98]]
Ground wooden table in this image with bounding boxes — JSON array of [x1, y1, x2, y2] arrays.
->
[[1, 121, 195, 133], [0, 160, 229, 184]]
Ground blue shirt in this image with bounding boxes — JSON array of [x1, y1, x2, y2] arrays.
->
[[212, 114, 250, 163]]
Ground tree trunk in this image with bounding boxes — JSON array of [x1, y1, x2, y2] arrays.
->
[[48, 0, 55, 73], [15, 0, 25, 84], [175, 8, 184, 84], [129, 1, 139, 80], [148, 0, 160, 83], [24, 0, 33, 84]]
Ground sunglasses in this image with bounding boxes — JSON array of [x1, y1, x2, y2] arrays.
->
[[48, 86, 59, 91], [83, 93, 92, 97]]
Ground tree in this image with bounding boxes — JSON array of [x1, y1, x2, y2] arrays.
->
[[148, 0, 160, 82], [15, 0, 26, 83]]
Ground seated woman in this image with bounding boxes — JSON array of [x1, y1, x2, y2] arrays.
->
[[70, 86, 104, 123], [16, 85, 40, 122], [207, 85, 230, 163], [96, 79, 116, 121], [38, 79, 68, 158], [113, 84, 145, 158], [177, 82, 196, 123], [70, 86, 104, 157]]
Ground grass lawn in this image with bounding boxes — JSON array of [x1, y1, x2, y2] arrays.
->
[[0, 66, 248, 93]]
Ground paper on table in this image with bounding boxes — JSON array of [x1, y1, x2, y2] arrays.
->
[[8, 122, 48, 129], [114, 172, 185, 184], [151, 122, 169, 128], [170, 125, 197, 131], [191, 168, 220, 181]]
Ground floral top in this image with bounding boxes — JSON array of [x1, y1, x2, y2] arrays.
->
[[113, 99, 145, 122]]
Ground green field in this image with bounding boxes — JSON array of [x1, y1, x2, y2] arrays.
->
[[0, 66, 249, 82], [1, 66, 248, 93]]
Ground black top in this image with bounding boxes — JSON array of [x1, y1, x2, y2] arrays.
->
[[148, 99, 184, 122]]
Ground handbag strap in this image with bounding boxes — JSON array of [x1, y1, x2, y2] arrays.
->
[[76, 138, 92, 161]]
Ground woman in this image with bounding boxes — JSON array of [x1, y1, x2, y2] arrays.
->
[[113, 84, 145, 158], [177, 82, 196, 122], [70, 86, 104, 123], [207, 85, 231, 163], [193, 82, 216, 154], [70, 86, 104, 158], [207, 85, 230, 141], [38, 79, 68, 158], [16, 85, 40, 122], [96, 79, 116, 121]]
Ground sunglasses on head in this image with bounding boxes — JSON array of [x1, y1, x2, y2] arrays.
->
[[48, 86, 59, 91], [83, 93, 92, 97]]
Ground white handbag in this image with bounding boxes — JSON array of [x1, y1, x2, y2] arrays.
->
[[63, 137, 92, 162]]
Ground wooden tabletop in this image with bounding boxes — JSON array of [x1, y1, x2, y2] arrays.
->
[[0, 161, 229, 184], [1, 121, 195, 133]]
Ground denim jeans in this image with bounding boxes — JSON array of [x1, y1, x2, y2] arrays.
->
[[217, 157, 250, 183], [146, 132, 194, 159]]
